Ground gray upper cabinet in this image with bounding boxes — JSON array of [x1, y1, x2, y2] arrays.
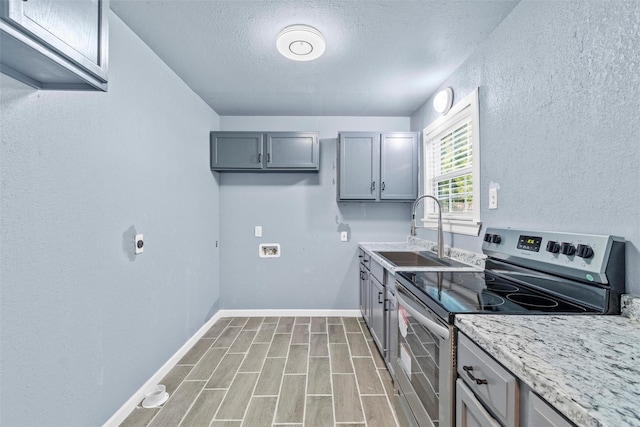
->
[[266, 132, 319, 169], [211, 132, 265, 170], [338, 132, 380, 200], [0, 0, 109, 91], [380, 132, 419, 200], [338, 131, 418, 201], [210, 131, 319, 172]]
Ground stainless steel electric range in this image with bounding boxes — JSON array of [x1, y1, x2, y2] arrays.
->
[[392, 227, 625, 427]]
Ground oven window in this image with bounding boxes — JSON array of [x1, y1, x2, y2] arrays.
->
[[398, 305, 444, 425]]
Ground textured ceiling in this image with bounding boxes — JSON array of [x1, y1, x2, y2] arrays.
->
[[110, 0, 519, 116]]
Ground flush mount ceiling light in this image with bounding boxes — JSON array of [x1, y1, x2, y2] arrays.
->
[[276, 25, 325, 61], [433, 87, 454, 115]]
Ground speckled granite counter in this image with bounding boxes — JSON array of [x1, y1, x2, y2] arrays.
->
[[358, 240, 484, 273], [455, 314, 640, 427]]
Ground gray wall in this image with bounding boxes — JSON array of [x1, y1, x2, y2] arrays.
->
[[219, 116, 412, 309], [0, 13, 221, 426], [411, 1, 640, 295]]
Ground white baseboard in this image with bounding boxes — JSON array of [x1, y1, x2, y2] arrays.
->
[[103, 311, 224, 427], [103, 309, 361, 426]]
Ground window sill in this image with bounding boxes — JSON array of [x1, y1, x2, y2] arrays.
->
[[421, 218, 482, 236]]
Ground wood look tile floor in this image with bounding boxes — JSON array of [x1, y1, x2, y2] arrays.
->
[[121, 316, 401, 427]]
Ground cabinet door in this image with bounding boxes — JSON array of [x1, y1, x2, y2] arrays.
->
[[527, 392, 574, 427], [266, 132, 319, 170], [338, 132, 380, 200], [456, 379, 502, 427], [360, 265, 369, 324], [370, 275, 385, 357], [210, 132, 264, 170], [385, 287, 397, 374], [0, 0, 108, 89], [380, 132, 418, 200]]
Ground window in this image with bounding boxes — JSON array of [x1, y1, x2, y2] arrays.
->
[[422, 88, 481, 236]]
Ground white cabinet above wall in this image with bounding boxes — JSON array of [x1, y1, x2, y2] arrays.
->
[[0, 0, 109, 91]]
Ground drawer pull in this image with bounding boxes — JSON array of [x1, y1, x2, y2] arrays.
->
[[463, 366, 488, 385]]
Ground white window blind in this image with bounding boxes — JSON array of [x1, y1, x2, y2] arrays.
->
[[428, 119, 473, 215]]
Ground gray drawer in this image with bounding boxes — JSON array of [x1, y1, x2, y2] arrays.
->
[[457, 333, 519, 427], [369, 257, 385, 284], [358, 249, 371, 268]]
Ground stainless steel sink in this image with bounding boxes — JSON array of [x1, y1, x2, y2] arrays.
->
[[375, 251, 450, 267]]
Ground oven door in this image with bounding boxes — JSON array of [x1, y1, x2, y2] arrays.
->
[[394, 282, 453, 427]]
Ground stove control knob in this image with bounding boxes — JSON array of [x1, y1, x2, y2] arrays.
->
[[483, 233, 492, 242], [560, 242, 576, 256], [576, 244, 594, 259], [490, 234, 502, 244], [546, 241, 560, 253]]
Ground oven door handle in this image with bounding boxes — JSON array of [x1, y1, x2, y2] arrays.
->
[[396, 290, 449, 341]]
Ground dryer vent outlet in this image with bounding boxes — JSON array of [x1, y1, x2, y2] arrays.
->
[[135, 234, 144, 254]]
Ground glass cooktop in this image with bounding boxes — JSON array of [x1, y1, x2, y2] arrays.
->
[[396, 270, 594, 319]]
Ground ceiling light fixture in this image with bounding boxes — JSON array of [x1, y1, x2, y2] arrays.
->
[[433, 87, 454, 114], [276, 25, 325, 61]]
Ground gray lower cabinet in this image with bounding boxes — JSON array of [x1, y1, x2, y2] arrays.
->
[[337, 131, 418, 201], [385, 284, 397, 376], [526, 392, 573, 427], [210, 131, 319, 171], [457, 332, 577, 427], [0, 0, 108, 90], [359, 250, 371, 325], [369, 274, 385, 354], [458, 333, 519, 427], [456, 379, 502, 427], [358, 250, 387, 358]]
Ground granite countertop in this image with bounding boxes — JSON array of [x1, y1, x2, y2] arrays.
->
[[358, 240, 484, 273], [455, 314, 640, 427]]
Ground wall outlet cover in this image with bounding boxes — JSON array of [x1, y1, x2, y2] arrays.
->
[[340, 231, 348, 241], [254, 226, 262, 237]]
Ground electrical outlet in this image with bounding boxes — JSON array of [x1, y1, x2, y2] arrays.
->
[[340, 231, 348, 242], [489, 188, 498, 209], [255, 226, 262, 237]]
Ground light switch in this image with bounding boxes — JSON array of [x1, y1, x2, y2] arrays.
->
[[255, 226, 262, 237]]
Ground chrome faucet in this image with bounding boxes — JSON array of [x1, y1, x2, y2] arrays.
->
[[411, 195, 444, 259]]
